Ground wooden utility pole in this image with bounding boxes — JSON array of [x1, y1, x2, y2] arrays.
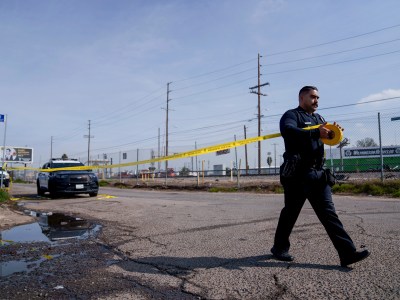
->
[[272, 143, 278, 175], [165, 82, 171, 184], [158, 128, 161, 171], [249, 53, 269, 174], [88, 120, 91, 165], [84, 120, 94, 166], [50, 136, 53, 159], [257, 54, 261, 174], [244, 125, 249, 175]]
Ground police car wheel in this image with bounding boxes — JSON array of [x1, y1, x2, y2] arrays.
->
[[37, 182, 45, 196]]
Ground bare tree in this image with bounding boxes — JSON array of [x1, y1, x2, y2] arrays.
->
[[356, 137, 378, 147]]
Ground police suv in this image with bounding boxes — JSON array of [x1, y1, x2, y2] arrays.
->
[[37, 158, 99, 198]]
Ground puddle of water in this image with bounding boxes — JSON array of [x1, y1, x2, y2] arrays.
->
[[39, 213, 100, 241], [0, 255, 59, 277], [0, 211, 101, 277], [1, 222, 50, 244], [1, 212, 101, 244]]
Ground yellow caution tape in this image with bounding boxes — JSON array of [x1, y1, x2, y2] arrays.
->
[[7, 123, 342, 172], [96, 194, 117, 199]]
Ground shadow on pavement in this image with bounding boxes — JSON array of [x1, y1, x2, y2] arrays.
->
[[117, 254, 351, 276]]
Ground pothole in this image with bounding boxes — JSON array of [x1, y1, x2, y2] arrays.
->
[[0, 211, 101, 277]]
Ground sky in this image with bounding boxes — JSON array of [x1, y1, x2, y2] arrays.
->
[[1, 0, 400, 171]]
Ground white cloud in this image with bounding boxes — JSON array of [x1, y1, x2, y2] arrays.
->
[[358, 89, 400, 104]]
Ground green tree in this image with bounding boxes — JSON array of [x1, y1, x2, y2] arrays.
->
[[180, 166, 190, 176]]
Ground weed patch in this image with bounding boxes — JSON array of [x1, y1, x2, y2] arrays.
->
[[209, 187, 238, 193], [0, 189, 10, 203], [333, 179, 400, 197], [99, 180, 110, 187]]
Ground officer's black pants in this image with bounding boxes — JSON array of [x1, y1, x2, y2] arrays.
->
[[274, 169, 356, 258]]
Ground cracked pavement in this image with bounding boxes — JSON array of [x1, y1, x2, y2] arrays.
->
[[1, 183, 399, 299]]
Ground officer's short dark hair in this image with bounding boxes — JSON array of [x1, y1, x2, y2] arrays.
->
[[299, 86, 318, 97]]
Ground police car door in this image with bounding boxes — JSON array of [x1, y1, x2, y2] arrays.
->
[[38, 163, 50, 189]]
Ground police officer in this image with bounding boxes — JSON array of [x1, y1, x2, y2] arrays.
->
[[271, 86, 370, 267]]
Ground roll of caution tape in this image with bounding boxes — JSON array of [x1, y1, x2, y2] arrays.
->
[[321, 123, 343, 146]]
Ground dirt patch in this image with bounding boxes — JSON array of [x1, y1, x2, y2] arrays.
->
[[0, 204, 35, 230], [110, 178, 284, 193]]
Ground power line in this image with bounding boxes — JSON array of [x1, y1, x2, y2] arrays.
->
[[92, 98, 164, 128], [172, 58, 257, 83], [167, 42, 400, 105], [319, 96, 400, 110], [260, 96, 400, 120], [70, 135, 161, 156], [173, 67, 255, 91], [169, 24, 400, 84], [174, 106, 255, 122], [169, 125, 243, 142], [92, 92, 165, 127], [172, 76, 257, 101], [266, 23, 400, 57], [52, 88, 166, 142], [264, 38, 400, 67], [265, 49, 400, 76], [92, 86, 165, 122]]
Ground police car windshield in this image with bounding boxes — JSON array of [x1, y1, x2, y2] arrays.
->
[[51, 162, 84, 168]]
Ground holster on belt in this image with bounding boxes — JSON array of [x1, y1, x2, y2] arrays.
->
[[280, 153, 301, 179], [324, 168, 337, 187]]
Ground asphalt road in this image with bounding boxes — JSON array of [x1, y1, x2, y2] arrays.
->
[[1, 183, 399, 299]]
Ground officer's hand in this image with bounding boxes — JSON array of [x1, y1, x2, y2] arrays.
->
[[319, 122, 332, 139], [333, 122, 344, 132]]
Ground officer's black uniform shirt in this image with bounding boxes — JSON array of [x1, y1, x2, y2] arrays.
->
[[280, 106, 325, 168]]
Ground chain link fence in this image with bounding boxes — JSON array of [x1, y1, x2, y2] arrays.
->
[[325, 111, 400, 182]]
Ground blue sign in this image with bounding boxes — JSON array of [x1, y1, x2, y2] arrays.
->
[[0, 115, 4, 122]]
